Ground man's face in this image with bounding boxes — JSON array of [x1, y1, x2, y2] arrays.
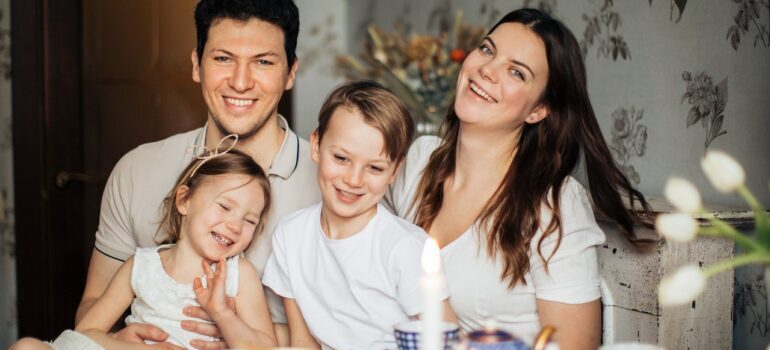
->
[[192, 18, 298, 140]]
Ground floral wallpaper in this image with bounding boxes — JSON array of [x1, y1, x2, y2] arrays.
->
[[0, 0, 16, 347], [727, 0, 770, 50], [681, 71, 728, 149], [609, 106, 647, 185], [580, 0, 631, 61]]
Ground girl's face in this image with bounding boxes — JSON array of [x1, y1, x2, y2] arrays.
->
[[454, 22, 551, 131], [177, 173, 266, 261]]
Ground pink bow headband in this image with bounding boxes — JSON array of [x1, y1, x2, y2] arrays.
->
[[188, 134, 239, 176]]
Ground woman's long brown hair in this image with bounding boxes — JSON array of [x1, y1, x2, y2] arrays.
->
[[413, 9, 653, 288]]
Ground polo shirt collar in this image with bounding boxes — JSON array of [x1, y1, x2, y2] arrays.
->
[[196, 115, 299, 179], [269, 114, 300, 179]]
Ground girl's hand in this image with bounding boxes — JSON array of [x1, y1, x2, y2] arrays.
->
[[193, 259, 236, 321]]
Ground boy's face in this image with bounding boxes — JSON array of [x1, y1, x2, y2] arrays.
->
[[177, 173, 265, 261], [192, 18, 298, 141], [311, 107, 399, 230]]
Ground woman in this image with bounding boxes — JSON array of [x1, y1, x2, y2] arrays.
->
[[386, 8, 652, 350]]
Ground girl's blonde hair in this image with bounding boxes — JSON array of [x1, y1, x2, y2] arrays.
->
[[155, 148, 271, 246]]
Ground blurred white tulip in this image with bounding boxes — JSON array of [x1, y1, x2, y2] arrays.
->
[[701, 150, 745, 193], [655, 213, 698, 242], [664, 177, 702, 213], [659, 265, 706, 306]]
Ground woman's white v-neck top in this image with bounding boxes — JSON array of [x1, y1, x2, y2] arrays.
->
[[385, 136, 606, 342]]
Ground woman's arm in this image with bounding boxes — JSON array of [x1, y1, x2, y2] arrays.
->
[[284, 298, 320, 348], [536, 298, 601, 350], [194, 259, 277, 348]]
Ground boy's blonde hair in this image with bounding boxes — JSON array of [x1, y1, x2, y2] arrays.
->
[[155, 149, 271, 247], [316, 80, 415, 162]]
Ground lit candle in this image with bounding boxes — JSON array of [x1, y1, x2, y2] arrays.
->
[[420, 238, 444, 350]]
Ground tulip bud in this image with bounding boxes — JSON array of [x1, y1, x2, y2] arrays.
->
[[655, 213, 699, 242], [659, 265, 707, 306], [664, 177, 702, 213], [701, 150, 745, 193]]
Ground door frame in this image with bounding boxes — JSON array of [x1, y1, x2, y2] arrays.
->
[[12, 0, 86, 339]]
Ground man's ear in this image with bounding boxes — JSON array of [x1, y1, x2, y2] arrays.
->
[[191, 50, 201, 83], [175, 185, 191, 215], [310, 130, 320, 163], [525, 103, 550, 124], [284, 58, 299, 91]]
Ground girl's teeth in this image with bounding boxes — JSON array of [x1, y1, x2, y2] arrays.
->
[[212, 233, 233, 246], [224, 97, 254, 107], [470, 82, 497, 103]]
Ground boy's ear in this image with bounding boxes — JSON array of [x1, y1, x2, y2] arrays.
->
[[175, 185, 191, 215], [388, 159, 404, 185], [525, 103, 550, 124], [310, 130, 320, 163]]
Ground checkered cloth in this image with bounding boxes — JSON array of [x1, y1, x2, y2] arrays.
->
[[394, 328, 460, 350]]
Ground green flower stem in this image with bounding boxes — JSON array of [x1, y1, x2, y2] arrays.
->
[[703, 253, 770, 278], [737, 185, 769, 225], [699, 215, 767, 253]]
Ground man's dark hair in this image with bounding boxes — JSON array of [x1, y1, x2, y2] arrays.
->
[[194, 0, 299, 68]]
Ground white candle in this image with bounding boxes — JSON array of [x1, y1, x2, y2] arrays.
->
[[420, 238, 444, 350]]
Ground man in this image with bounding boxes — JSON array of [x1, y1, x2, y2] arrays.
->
[[76, 0, 319, 348]]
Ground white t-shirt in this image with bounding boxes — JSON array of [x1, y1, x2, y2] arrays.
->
[[262, 203, 448, 350], [385, 136, 606, 342]]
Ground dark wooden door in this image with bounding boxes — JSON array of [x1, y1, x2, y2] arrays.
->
[[13, 0, 291, 339]]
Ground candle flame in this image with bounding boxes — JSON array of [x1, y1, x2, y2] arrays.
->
[[422, 238, 441, 274]]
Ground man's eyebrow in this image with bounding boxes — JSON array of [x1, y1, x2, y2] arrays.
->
[[210, 49, 281, 59], [484, 37, 536, 79]]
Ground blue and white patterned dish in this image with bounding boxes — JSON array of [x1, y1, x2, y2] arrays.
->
[[394, 320, 460, 350]]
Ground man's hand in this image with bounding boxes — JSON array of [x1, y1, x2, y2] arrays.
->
[[111, 323, 169, 344], [180, 309, 228, 350]]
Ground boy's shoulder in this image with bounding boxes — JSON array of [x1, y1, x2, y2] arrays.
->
[[373, 206, 428, 244], [274, 203, 322, 233]]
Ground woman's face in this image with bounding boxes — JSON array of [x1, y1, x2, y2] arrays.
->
[[454, 22, 550, 130]]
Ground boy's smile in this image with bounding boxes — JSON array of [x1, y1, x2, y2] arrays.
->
[[311, 107, 399, 239]]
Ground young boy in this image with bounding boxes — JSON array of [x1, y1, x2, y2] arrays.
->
[[262, 80, 454, 349]]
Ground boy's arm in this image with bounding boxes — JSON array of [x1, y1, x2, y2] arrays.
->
[[194, 259, 277, 348], [284, 298, 320, 349]]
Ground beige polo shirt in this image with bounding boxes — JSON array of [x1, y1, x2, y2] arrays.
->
[[95, 115, 320, 322]]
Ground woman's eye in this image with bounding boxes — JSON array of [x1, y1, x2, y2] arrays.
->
[[479, 44, 493, 56], [511, 69, 526, 81], [218, 203, 230, 211]]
